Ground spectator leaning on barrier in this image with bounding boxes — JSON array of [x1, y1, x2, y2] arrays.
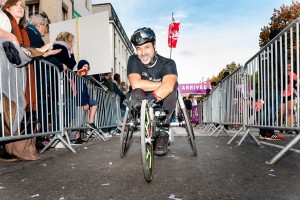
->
[[278, 62, 297, 134], [113, 73, 126, 118], [120, 81, 128, 93], [74, 59, 98, 144], [26, 14, 64, 137], [102, 71, 114, 92], [211, 81, 217, 91], [52, 31, 76, 70], [258, 29, 285, 140], [1, 0, 40, 162], [204, 88, 211, 98], [26, 14, 66, 71]]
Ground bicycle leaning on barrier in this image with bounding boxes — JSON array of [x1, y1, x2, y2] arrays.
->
[[119, 27, 197, 182]]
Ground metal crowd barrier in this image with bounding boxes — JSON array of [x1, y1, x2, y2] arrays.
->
[[201, 17, 300, 164], [0, 48, 121, 154]]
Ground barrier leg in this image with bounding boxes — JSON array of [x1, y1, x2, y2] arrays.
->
[[40, 131, 76, 153], [227, 127, 243, 144], [216, 125, 231, 137], [267, 133, 300, 164], [210, 125, 220, 136], [237, 129, 261, 146]]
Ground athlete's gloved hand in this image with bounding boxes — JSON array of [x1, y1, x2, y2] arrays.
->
[[145, 93, 155, 101]]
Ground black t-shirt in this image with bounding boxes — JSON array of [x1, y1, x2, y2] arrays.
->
[[127, 54, 178, 84]]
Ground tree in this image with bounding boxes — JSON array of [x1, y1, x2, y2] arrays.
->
[[259, 1, 300, 47]]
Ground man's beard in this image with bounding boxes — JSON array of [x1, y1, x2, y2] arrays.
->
[[139, 55, 152, 65]]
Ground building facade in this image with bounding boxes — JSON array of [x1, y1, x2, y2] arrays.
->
[[92, 3, 134, 82], [23, 1, 132, 82]]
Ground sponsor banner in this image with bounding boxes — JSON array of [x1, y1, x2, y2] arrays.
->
[[191, 105, 200, 124], [179, 83, 211, 94]]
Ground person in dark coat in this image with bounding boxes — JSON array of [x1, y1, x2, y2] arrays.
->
[[52, 31, 76, 70]]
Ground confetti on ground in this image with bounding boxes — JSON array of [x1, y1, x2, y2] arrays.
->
[[169, 194, 182, 200], [268, 174, 276, 177], [30, 194, 40, 198], [40, 164, 47, 167], [0, 187, 4, 189], [101, 183, 110, 186]]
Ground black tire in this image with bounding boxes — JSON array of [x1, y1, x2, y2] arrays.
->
[[140, 100, 154, 182], [181, 108, 197, 156], [120, 108, 134, 158]]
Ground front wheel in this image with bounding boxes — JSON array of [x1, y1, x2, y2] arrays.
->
[[140, 100, 154, 182], [181, 107, 197, 156], [120, 108, 134, 158]]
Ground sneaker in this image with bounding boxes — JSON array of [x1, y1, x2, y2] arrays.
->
[[154, 127, 169, 156], [114, 129, 122, 136], [86, 123, 97, 130], [103, 132, 112, 138], [259, 133, 285, 141]]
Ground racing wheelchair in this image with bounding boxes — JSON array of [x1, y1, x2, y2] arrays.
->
[[119, 88, 197, 182]]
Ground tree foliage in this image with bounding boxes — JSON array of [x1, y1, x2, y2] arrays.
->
[[207, 62, 240, 83], [259, 1, 300, 47]]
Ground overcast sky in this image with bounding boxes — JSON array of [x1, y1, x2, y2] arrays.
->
[[92, 0, 293, 84]]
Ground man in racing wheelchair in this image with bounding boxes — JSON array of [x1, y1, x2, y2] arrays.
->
[[127, 27, 178, 156]]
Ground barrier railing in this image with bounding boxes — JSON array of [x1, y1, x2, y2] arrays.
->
[[0, 48, 121, 154], [201, 17, 300, 164]]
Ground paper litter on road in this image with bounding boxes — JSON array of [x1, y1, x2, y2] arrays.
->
[[30, 194, 40, 198], [169, 194, 182, 200]]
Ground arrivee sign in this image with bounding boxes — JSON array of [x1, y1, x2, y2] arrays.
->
[[179, 83, 211, 94]]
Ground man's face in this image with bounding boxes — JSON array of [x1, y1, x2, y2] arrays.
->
[[135, 42, 155, 65]]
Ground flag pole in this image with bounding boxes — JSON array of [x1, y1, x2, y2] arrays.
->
[[169, 12, 175, 59]]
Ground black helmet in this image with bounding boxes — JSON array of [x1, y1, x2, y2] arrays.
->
[[130, 27, 156, 46]]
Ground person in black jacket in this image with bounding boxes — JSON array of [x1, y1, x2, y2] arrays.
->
[[52, 31, 76, 70], [184, 96, 193, 118]]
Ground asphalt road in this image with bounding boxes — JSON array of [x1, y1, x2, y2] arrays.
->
[[0, 127, 299, 200]]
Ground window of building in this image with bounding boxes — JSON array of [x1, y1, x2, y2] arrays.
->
[[114, 33, 117, 49], [85, 0, 91, 11], [62, 3, 68, 20], [26, 3, 39, 18], [62, 8, 67, 20], [118, 39, 121, 54]]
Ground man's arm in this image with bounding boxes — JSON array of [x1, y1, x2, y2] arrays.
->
[[154, 74, 177, 100], [128, 73, 177, 100], [128, 73, 162, 92]]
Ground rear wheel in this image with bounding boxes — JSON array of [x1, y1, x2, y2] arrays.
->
[[140, 100, 154, 182], [120, 108, 134, 158], [181, 107, 197, 156]]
